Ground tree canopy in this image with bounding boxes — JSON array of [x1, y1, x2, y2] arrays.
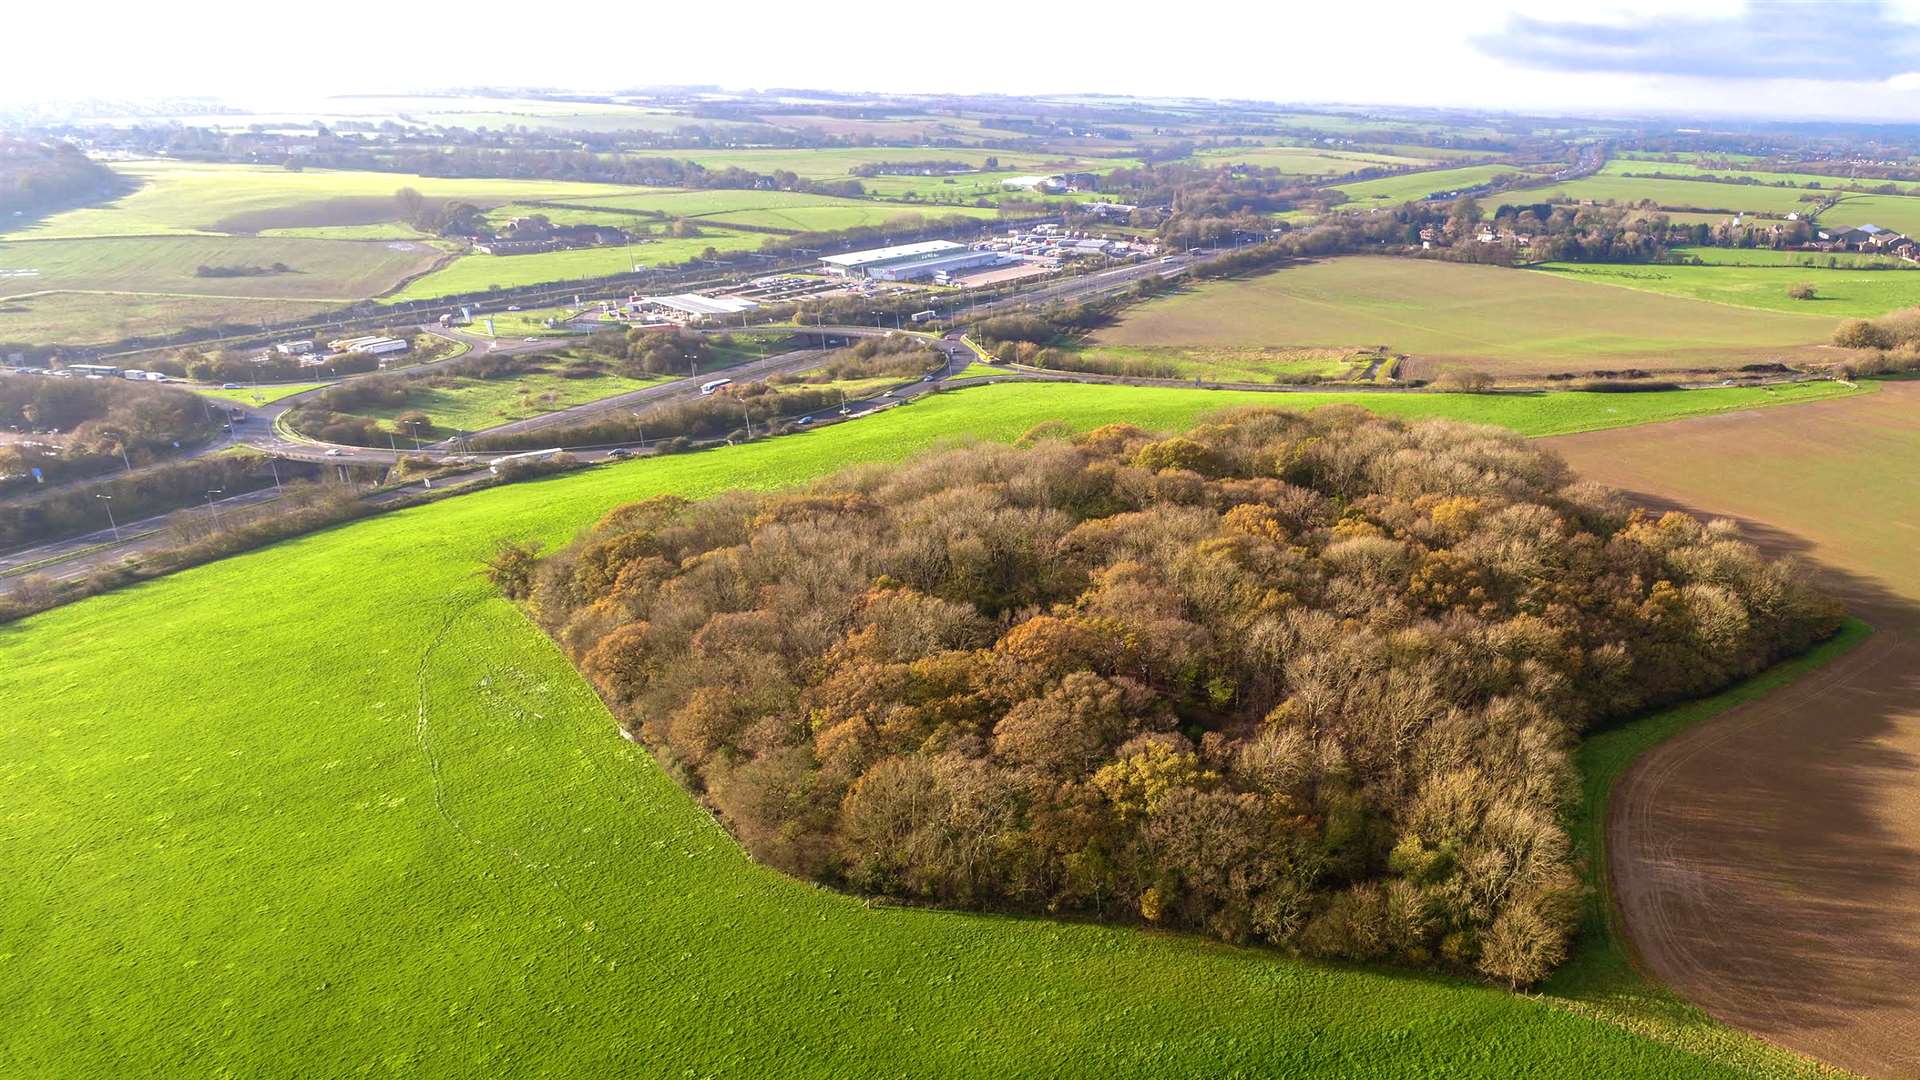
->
[[514, 407, 1839, 986]]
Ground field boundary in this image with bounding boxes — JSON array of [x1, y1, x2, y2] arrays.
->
[[1543, 618, 1873, 1075], [1522, 263, 1890, 321]]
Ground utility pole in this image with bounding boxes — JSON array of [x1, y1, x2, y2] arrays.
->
[[95, 494, 119, 540], [117, 442, 133, 473]]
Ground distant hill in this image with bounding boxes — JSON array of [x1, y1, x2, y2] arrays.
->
[[0, 138, 128, 228]]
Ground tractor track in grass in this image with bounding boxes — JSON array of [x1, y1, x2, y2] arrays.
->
[[413, 593, 598, 940], [1548, 380, 1920, 1079]]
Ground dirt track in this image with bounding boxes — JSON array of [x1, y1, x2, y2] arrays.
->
[[1549, 381, 1920, 1079]]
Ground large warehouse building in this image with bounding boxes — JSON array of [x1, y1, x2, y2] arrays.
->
[[818, 241, 1008, 282]]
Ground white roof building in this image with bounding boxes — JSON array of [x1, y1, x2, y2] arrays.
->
[[638, 293, 760, 317], [817, 241, 965, 274]]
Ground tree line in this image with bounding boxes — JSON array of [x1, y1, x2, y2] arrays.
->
[[0, 137, 126, 223], [0, 377, 215, 492], [504, 408, 1839, 987]]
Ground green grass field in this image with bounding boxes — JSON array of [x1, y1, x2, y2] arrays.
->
[[16, 161, 648, 240], [258, 223, 434, 242], [1090, 257, 1834, 376], [0, 379, 1858, 1079], [949, 360, 1010, 379], [1664, 246, 1910, 268], [0, 235, 446, 302], [194, 383, 330, 405], [0, 292, 342, 347], [1535, 175, 1816, 215], [1322, 164, 1541, 211], [1596, 158, 1920, 197], [1190, 145, 1435, 174], [520, 189, 1005, 233], [342, 364, 663, 436], [384, 232, 768, 302], [1064, 343, 1374, 382], [1532, 261, 1920, 318]]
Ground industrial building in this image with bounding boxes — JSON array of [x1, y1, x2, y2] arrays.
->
[[635, 293, 760, 321], [817, 241, 1007, 282], [327, 335, 410, 357]]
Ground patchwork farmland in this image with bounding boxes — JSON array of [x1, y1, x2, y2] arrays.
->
[[1085, 256, 1835, 378]]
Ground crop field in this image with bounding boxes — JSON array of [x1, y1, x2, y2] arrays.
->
[[1532, 261, 1920, 318], [1190, 145, 1435, 174], [16, 161, 645, 240], [1088, 257, 1835, 376], [1548, 379, 1920, 1080], [0, 292, 340, 347], [0, 379, 1858, 1079], [1321, 164, 1545, 212], [0, 235, 445, 301], [384, 231, 768, 302], [1595, 157, 1920, 196]]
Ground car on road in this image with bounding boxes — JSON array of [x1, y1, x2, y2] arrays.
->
[[222, 383, 239, 389], [605, 448, 633, 459], [797, 416, 813, 425], [523, 337, 540, 342], [922, 373, 938, 382], [324, 448, 343, 456]]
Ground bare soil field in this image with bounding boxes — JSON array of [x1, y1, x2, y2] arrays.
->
[[1091, 257, 1834, 379], [1549, 379, 1920, 1080]]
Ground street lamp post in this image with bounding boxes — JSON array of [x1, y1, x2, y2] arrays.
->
[[95, 494, 119, 540], [267, 456, 282, 492], [205, 489, 225, 530]]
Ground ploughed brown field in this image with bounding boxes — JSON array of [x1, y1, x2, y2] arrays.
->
[[1548, 379, 1920, 1080]]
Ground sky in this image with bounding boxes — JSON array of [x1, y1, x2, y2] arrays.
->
[[10, 0, 1920, 122]]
